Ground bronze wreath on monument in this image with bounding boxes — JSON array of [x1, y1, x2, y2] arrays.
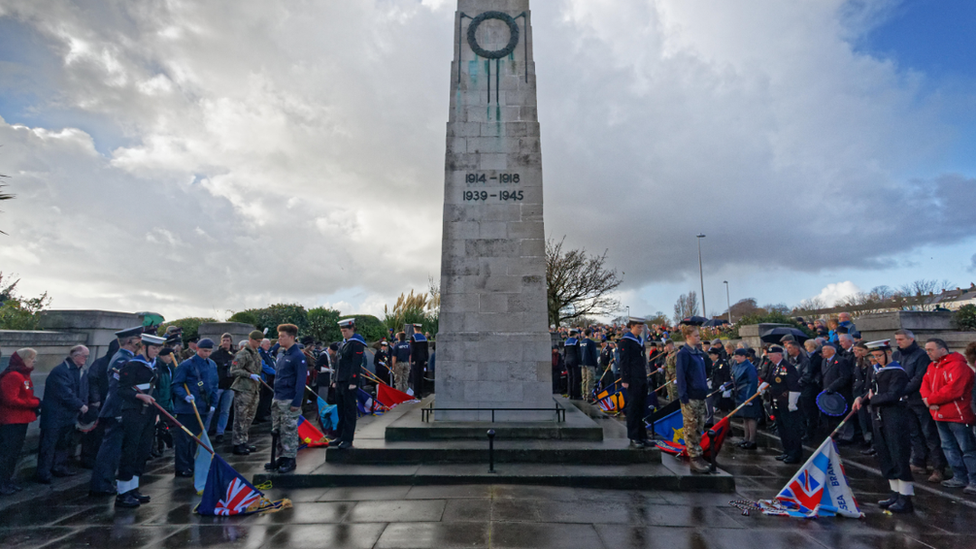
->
[[467, 11, 520, 59]]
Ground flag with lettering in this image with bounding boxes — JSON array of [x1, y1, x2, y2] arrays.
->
[[197, 455, 290, 516], [768, 438, 863, 518]]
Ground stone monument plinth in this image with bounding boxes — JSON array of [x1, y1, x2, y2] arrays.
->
[[435, 0, 552, 421]]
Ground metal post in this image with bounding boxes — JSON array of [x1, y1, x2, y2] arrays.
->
[[697, 234, 706, 318], [265, 430, 279, 471], [487, 430, 496, 473], [724, 281, 732, 325]]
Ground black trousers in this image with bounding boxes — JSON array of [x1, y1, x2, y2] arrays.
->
[[117, 408, 156, 482], [874, 405, 914, 481], [799, 389, 819, 438], [256, 374, 275, 421], [626, 384, 648, 442], [80, 419, 105, 468], [0, 423, 28, 485], [36, 422, 76, 481], [774, 406, 803, 461], [567, 365, 581, 399], [334, 384, 358, 445], [907, 402, 947, 469], [89, 417, 124, 493], [174, 413, 204, 474], [411, 361, 426, 399]]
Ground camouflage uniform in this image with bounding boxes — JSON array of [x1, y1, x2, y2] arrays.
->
[[229, 345, 263, 446], [271, 399, 300, 458], [681, 399, 706, 459], [665, 350, 679, 400]]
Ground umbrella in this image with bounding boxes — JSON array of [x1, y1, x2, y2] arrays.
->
[[760, 327, 809, 344], [680, 316, 708, 326], [136, 311, 165, 328], [702, 318, 729, 328]]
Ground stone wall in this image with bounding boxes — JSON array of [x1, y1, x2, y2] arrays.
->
[[198, 322, 258, 347]]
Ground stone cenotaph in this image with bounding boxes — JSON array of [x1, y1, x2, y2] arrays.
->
[[435, 0, 552, 421]]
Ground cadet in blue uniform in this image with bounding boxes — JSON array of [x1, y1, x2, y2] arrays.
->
[[392, 333, 412, 392], [171, 338, 219, 477], [564, 330, 582, 400], [410, 324, 429, 398], [580, 329, 599, 401], [270, 324, 306, 473], [619, 319, 648, 447], [114, 334, 164, 508], [334, 318, 365, 450], [89, 326, 143, 496], [853, 340, 915, 513], [766, 345, 803, 464]]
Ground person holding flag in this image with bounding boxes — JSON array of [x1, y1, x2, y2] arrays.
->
[[619, 318, 649, 448], [853, 340, 915, 513], [113, 333, 165, 508], [172, 338, 219, 478], [731, 348, 760, 450], [675, 325, 710, 474], [333, 318, 366, 450]]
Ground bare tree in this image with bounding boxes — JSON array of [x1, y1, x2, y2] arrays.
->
[[673, 291, 700, 324], [899, 279, 953, 311], [546, 236, 622, 328], [795, 296, 827, 314], [644, 311, 670, 327]]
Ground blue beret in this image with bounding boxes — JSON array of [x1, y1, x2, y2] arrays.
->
[[197, 338, 215, 349]]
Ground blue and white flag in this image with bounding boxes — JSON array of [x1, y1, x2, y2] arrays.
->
[[194, 430, 213, 495], [767, 438, 863, 518], [317, 395, 338, 431]]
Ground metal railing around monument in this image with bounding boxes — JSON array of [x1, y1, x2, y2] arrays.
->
[[421, 399, 567, 423]]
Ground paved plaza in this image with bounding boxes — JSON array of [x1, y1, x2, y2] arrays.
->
[[2, 412, 975, 549]]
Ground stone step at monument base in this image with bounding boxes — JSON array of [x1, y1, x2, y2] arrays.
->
[[384, 395, 604, 442], [324, 439, 661, 465], [252, 458, 735, 492]]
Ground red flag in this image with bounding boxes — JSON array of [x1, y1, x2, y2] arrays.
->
[[297, 416, 329, 448], [377, 384, 416, 408]]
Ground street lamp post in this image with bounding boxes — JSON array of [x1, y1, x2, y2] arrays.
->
[[724, 281, 731, 325], [696, 234, 706, 318]]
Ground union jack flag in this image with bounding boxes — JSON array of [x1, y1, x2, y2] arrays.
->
[[197, 455, 267, 516], [767, 438, 863, 518]]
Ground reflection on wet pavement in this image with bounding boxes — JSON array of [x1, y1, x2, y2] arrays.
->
[[2, 425, 976, 548]]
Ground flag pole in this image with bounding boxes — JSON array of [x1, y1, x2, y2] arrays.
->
[[828, 408, 858, 439], [139, 389, 214, 456]]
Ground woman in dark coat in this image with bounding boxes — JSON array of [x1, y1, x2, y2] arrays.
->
[[731, 349, 760, 449], [0, 349, 42, 495]]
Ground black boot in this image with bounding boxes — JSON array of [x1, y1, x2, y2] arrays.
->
[[115, 491, 141, 508], [232, 444, 250, 456], [132, 491, 151, 504], [877, 492, 898, 508], [277, 457, 297, 474], [888, 494, 914, 514]]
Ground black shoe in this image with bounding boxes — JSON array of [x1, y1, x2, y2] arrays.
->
[[740, 442, 757, 450], [246, 445, 257, 452], [132, 491, 151, 504], [89, 489, 116, 497], [888, 494, 914, 514], [215, 434, 224, 443], [8, 482, 23, 492], [861, 448, 877, 456], [774, 454, 788, 461], [34, 476, 52, 485], [277, 458, 297, 474], [232, 444, 250, 456], [783, 458, 802, 465], [632, 440, 646, 448], [878, 492, 899, 508], [337, 442, 353, 450], [0, 483, 16, 496], [174, 470, 193, 478], [52, 468, 79, 478], [115, 491, 141, 508]]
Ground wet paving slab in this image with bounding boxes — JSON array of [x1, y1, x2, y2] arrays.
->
[[2, 418, 976, 548]]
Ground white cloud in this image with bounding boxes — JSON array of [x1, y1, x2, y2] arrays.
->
[[0, 0, 973, 320], [812, 282, 862, 307]]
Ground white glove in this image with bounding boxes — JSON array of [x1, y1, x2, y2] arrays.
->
[[209, 406, 216, 413], [250, 374, 261, 381], [348, 384, 356, 390], [758, 382, 770, 394], [788, 391, 801, 412], [707, 380, 713, 389], [184, 395, 195, 403], [722, 390, 732, 399]]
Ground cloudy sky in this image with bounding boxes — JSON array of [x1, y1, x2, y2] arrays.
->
[[0, 0, 974, 323]]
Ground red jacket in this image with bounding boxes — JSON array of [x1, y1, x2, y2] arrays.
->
[[920, 352, 976, 424], [0, 366, 41, 425]]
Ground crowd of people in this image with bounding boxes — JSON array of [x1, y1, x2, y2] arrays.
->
[[551, 314, 976, 514], [0, 317, 391, 508]]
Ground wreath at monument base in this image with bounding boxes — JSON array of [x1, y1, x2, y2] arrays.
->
[[467, 11, 520, 59]]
